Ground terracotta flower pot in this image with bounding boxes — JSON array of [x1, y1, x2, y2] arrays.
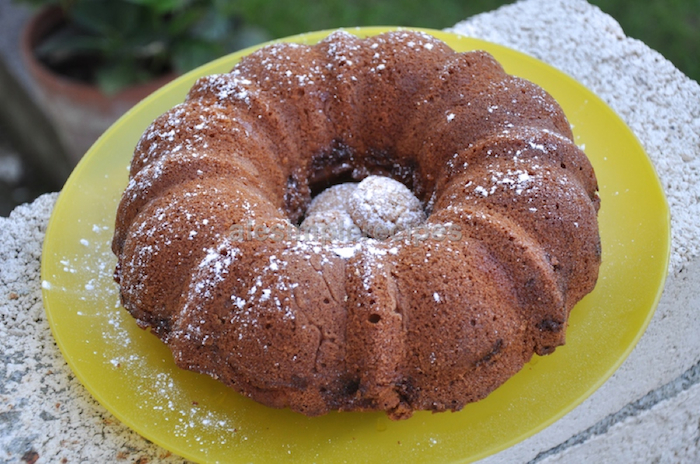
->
[[20, 6, 175, 165]]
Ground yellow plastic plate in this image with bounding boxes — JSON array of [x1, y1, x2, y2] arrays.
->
[[41, 27, 670, 463]]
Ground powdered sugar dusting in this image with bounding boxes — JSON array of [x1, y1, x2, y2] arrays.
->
[[300, 176, 427, 242], [44, 207, 243, 448], [191, 73, 256, 105], [305, 183, 358, 217], [181, 237, 241, 322], [349, 175, 426, 239], [490, 168, 538, 195], [300, 209, 364, 242]]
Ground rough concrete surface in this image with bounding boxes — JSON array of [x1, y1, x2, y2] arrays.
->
[[0, 193, 187, 463], [1, 0, 699, 462]]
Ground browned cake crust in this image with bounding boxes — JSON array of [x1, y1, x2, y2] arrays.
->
[[112, 30, 601, 419]]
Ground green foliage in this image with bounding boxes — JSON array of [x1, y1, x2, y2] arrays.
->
[[17, 0, 700, 92], [17, 0, 271, 94], [227, 0, 514, 39], [227, 0, 698, 83]]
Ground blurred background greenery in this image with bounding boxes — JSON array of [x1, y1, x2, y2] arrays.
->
[[15, 0, 700, 90], [231, 0, 698, 82]]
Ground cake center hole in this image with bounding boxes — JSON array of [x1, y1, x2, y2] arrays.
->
[[299, 175, 426, 241]]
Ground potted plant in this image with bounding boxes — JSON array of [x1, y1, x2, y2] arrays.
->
[[17, 0, 270, 164]]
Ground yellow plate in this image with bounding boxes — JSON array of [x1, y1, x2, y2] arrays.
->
[[41, 27, 670, 463]]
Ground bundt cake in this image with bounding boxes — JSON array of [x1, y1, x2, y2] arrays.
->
[[112, 29, 601, 420]]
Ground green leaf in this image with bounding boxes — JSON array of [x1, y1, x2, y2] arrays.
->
[[69, 2, 124, 36], [212, 0, 239, 16], [191, 7, 233, 42], [34, 25, 107, 62], [95, 60, 141, 95], [124, 0, 188, 15], [165, 7, 207, 36], [229, 25, 272, 52], [171, 38, 221, 73]]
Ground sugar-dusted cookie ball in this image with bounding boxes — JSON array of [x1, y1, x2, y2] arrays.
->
[[348, 175, 426, 239], [299, 209, 364, 242], [305, 183, 358, 216]]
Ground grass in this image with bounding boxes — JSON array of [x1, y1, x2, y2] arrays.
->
[[233, 0, 699, 83]]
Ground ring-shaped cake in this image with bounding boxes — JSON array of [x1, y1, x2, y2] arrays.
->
[[112, 30, 601, 419]]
